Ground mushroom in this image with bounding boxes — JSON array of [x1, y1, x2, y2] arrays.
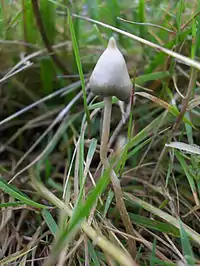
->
[[89, 37, 132, 102], [88, 37, 137, 259]]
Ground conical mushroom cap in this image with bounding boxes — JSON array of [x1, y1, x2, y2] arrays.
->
[[89, 37, 132, 102]]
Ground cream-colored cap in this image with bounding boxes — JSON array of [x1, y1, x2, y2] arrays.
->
[[89, 37, 132, 102]]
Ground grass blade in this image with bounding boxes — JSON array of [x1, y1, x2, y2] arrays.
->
[[125, 193, 200, 245], [179, 219, 195, 265], [68, 9, 90, 124], [42, 209, 58, 237], [0, 178, 48, 209], [175, 151, 199, 205], [74, 14, 200, 71]]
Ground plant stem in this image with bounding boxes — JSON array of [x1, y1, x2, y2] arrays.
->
[[100, 97, 137, 259]]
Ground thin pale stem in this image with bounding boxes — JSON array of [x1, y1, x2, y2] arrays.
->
[[100, 97, 137, 259], [100, 97, 112, 164]]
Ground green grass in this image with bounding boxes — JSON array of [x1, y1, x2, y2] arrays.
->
[[0, 0, 200, 265]]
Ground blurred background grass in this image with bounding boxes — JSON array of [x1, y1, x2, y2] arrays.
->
[[0, 0, 200, 265]]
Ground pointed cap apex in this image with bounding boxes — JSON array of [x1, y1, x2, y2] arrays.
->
[[107, 37, 117, 49]]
